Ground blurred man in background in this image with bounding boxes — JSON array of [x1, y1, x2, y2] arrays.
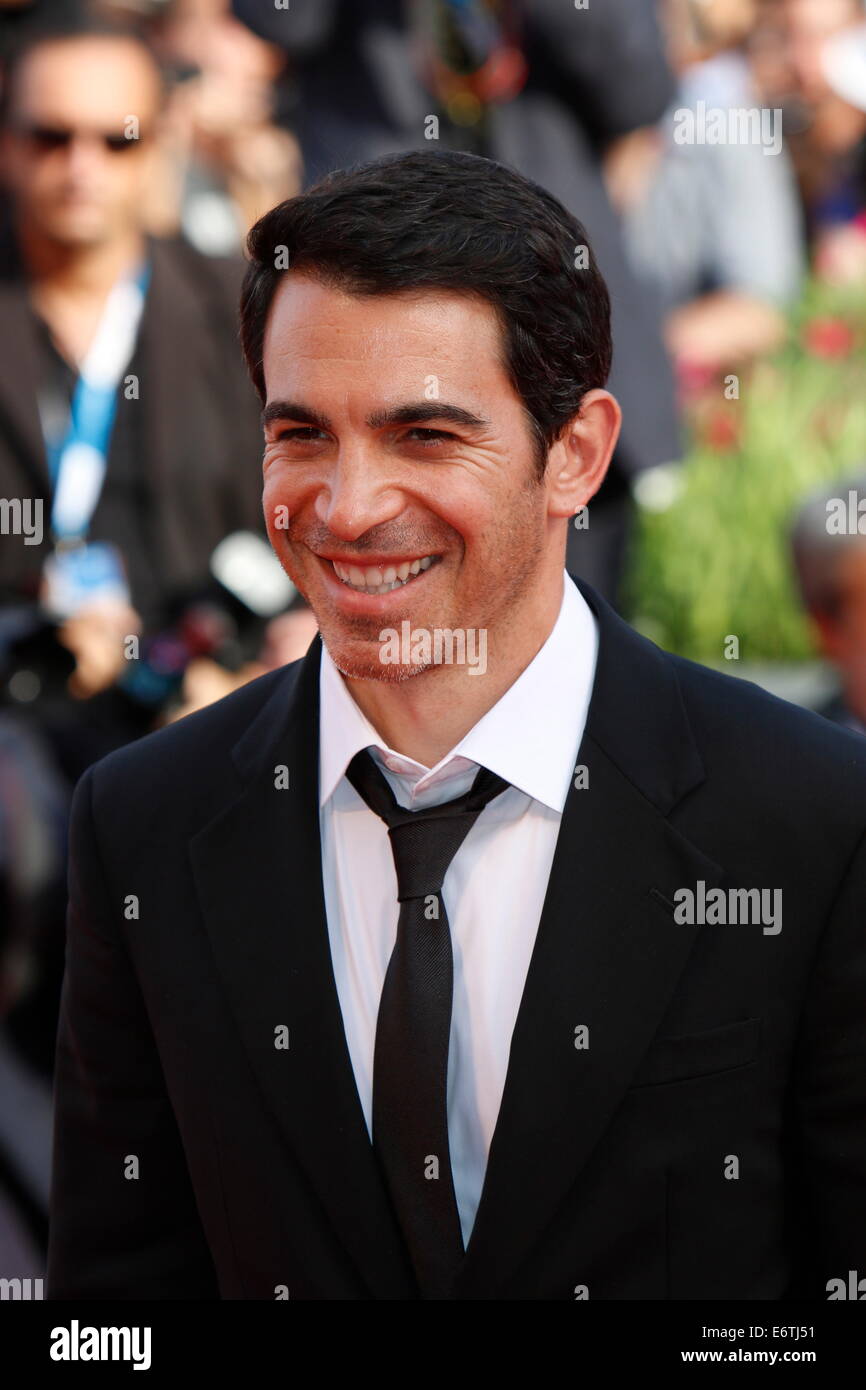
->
[[0, 14, 266, 781], [792, 473, 866, 734], [147, 0, 301, 255], [611, 0, 806, 372], [0, 11, 279, 1283], [0, 14, 274, 1107], [752, 0, 866, 281]]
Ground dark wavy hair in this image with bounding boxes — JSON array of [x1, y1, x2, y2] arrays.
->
[[240, 150, 612, 477]]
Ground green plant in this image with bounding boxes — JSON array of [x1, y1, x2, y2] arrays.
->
[[625, 281, 866, 661]]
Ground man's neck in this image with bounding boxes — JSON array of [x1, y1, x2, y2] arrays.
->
[[342, 572, 566, 768]]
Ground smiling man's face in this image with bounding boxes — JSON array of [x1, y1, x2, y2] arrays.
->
[[261, 272, 558, 682]]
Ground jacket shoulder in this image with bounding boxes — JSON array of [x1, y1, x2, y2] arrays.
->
[[668, 649, 866, 793], [150, 235, 245, 308], [87, 661, 301, 808]]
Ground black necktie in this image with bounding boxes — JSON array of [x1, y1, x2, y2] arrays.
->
[[345, 747, 510, 1300]]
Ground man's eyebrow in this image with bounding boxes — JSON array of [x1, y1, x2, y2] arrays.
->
[[261, 401, 333, 431], [261, 400, 490, 432], [366, 402, 490, 431]]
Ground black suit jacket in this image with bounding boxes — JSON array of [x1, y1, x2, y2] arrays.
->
[[0, 226, 265, 626], [46, 579, 866, 1299]]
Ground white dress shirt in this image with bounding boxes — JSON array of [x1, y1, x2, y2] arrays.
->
[[318, 571, 598, 1245]]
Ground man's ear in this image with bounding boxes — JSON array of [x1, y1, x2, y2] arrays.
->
[[812, 609, 845, 663], [545, 389, 622, 519]]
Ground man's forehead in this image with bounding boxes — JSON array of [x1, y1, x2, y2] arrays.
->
[[14, 39, 159, 117], [264, 273, 502, 362]]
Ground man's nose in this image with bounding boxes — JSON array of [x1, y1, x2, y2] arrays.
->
[[64, 134, 109, 175], [315, 452, 404, 539]]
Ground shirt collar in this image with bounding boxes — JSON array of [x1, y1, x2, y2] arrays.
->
[[318, 570, 598, 814]]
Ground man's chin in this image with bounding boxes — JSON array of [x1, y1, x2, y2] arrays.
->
[[327, 644, 425, 684], [43, 218, 112, 248], [321, 627, 432, 683]]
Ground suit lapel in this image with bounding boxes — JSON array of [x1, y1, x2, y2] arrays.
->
[[453, 581, 724, 1298], [0, 227, 50, 491], [189, 635, 417, 1299]]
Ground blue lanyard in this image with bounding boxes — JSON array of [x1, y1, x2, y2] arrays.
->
[[48, 260, 151, 542]]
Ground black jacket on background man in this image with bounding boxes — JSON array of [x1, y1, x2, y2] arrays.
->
[[0, 225, 268, 1074], [0, 226, 265, 629], [46, 578, 866, 1299]]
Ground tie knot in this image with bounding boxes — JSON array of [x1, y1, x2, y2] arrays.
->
[[385, 811, 479, 900], [345, 749, 510, 901]]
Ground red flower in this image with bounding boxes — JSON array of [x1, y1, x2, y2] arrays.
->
[[804, 317, 856, 359], [703, 409, 740, 452]]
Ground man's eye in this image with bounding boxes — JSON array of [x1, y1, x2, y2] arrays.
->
[[276, 427, 325, 443], [404, 428, 454, 445]]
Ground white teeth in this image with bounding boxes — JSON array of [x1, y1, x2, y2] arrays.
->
[[331, 554, 438, 592]]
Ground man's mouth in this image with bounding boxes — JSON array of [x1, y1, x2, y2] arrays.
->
[[326, 553, 440, 595]]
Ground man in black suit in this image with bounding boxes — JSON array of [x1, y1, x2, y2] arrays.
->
[[0, 17, 264, 746], [0, 17, 267, 1108], [47, 150, 866, 1301]]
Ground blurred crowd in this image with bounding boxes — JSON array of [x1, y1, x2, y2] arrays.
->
[[2, 0, 866, 1286]]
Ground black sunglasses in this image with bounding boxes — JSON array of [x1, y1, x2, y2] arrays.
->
[[13, 124, 148, 154]]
